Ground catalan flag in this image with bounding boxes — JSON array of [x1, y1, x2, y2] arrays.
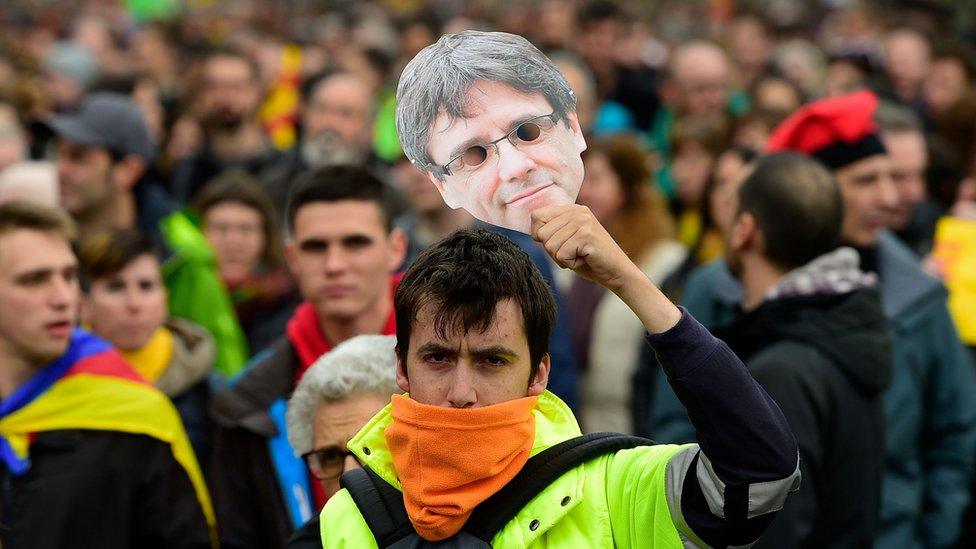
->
[[0, 329, 216, 545]]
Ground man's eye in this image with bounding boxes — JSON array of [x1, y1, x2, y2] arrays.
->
[[515, 121, 542, 142], [483, 355, 508, 367], [424, 353, 449, 364], [21, 273, 46, 286], [461, 146, 488, 167], [106, 280, 126, 292], [320, 451, 345, 466]]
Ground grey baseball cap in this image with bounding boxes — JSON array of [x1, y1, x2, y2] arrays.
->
[[43, 92, 157, 163]]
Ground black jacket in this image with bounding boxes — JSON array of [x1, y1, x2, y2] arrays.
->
[[209, 337, 299, 549], [714, 289, 892, 549], [0, 430, 212, 549]]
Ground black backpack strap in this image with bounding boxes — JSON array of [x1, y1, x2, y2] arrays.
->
[[340, 466, 414, 547], [464, 432, 655, 543]]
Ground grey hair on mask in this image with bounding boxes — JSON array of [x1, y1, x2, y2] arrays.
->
[[395, 30, 577, 175], [286, 334, 400, 455]]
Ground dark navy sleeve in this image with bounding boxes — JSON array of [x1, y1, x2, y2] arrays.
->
[[645, 308, 800, 547]]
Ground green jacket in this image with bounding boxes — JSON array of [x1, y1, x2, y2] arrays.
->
[[158, 211, 249, 378], [320, 391, 694, 548]]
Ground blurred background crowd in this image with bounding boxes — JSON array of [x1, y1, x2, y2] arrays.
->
[[1, 0, 976, 547]]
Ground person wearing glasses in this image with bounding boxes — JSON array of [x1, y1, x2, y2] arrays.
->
[[283, 334, 400, 548], [396, 31, 587, 235]]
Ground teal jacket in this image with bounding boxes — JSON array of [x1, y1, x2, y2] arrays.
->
[[642, 232, 976, 548]]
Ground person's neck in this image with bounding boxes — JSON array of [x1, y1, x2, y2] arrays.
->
[[210, 123, 265, 161], [419, 208, 470, 239], [740, 255, 787, 312], [77, 193, 137, 238], [0, 346, 43, 400], [848, 241, 880, 275], [318, 290, 393, 347]]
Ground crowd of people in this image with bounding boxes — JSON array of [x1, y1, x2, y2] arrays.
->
[[0, 0, 975, 547]]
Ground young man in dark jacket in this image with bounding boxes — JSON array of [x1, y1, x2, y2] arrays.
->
[[209, 165, 406, 549], [0, 201, 214, 549], [720, 153, 892, 546]]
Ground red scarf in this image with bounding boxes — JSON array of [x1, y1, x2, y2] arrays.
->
[[285, 275, 401, 384], [284, 275, 399, 510]]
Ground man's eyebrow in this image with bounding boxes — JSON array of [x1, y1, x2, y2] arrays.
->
[[470, 345, 519, 359], [13, 267, 54, 281], [415, 342, 456, 355], [298, 237, 328, 251]]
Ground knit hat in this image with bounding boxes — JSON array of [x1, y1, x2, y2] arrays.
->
[[765, 90, 886, 170]]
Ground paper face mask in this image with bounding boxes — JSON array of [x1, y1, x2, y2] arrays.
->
[[396, 31, 586, 234]]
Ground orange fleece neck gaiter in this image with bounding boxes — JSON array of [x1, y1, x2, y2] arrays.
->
[[384, 394, 539, 541]]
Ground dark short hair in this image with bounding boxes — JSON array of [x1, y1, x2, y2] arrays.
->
[[193, 169, 285, 269], [577, 0, 626, 29], [394, 229, 556, 384], [736, 152, 844, 270], [78, 228, 157, 289], [286, 165, 395, 234]]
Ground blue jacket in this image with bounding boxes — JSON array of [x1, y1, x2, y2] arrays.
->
[[482, 225, 580, 413], [637, 231, 976, 548]]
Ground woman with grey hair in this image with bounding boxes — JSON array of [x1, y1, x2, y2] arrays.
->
[[286, 334, 400, 499]]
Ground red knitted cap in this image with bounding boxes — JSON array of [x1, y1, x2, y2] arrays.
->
[[765, 90, 886, 169]]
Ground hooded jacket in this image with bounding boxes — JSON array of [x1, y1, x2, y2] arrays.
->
[[716, 285, 892, 548], [640, 232, 976, 548]]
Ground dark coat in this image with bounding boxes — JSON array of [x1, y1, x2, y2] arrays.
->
[[285, 517, 320, 549], [641, 232, 976, 547], [0, 430, 212, 549], [715, 289, 892, 548], [209, 337, 299, 549]]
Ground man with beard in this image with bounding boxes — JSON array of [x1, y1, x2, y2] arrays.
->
[[45, 91, 249, 379], [170, 49, 284, 205], [262, 70, 406, 218]]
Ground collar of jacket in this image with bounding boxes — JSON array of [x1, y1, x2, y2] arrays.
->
[[709, 232, 945, 328], [210, 336, 296, 436], [347, 390, 587, 544], [875, 230, 945, 324], [156, 317, 214, 397]]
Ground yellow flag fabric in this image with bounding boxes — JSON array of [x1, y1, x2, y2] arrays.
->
[[0, 330, 217, 546], [932, 216, 976, 344]]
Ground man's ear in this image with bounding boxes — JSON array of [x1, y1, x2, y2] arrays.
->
[[729, 212, 758, 252], [284, 239, 298, 274], [387, 228, 408, 272], [395, 355, 410, 393], [427, 172, 460, 208], [111, 155, 146, 192], [526, 353, 551, 397], [565, 111, 587, 153]]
